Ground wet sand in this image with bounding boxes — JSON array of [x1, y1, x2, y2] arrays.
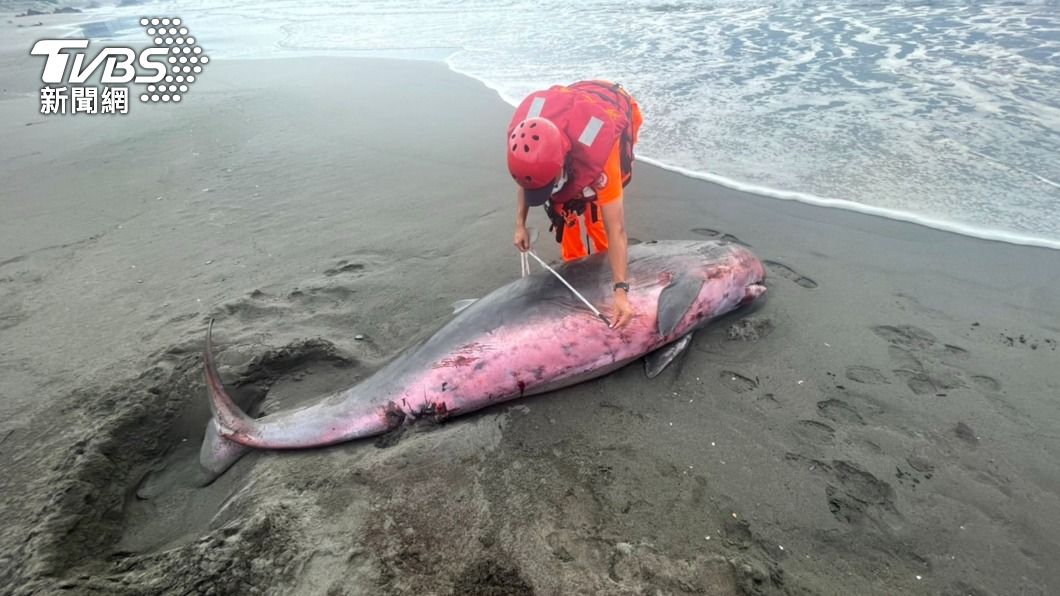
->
[[2, 28, 1059, 596]]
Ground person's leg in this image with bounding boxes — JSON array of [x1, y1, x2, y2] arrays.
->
[[585, 205, 609, 254], [560, 211, 588, 261]]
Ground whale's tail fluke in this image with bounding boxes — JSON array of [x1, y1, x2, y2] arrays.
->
[[203, 320, 260, 440], [199, 319, 259, 478], [199, 320, 392, 479]]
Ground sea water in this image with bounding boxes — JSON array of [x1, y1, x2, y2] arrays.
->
[[81, 0, 1060, 248]]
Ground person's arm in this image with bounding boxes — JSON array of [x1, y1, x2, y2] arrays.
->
[[601, 197, 633, 328], [514, 187, 530, 251]]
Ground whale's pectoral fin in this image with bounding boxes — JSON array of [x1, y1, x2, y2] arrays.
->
[[451, 299, 478, 314], [644, 334, 693, 379], [657, 274, 704, 337]]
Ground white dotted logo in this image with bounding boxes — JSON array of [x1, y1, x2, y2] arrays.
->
[[137, 17, 207, 103]]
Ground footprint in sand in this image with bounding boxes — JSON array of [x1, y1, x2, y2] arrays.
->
[[817, 399, 865, 425], [324, 260, 366, 276], [790, 455, 898, 524], [954, 422, 979, 447], [792, 420, 836, 445], [871, 325, 937, 350], [762, 260, 817, 289], [288, 283, 357, 305], [905, 455, 935, 480], [824, 460, 898, 525], [971, 375, 1002, 393], [718, 370, 757, 393], [218, 285, 355, 322], [898, 372, 939, 396], [892, 369, 965, 396], [726, 317, 775, 342], [942, 344, 970, 361], [845, 365, 888, 385], [873, 325, 974, 396], [875, 324, 974, 368], [896, 451, 938, 487], [722, 517, 753, 549], [690, 228, 750, 246], [217, 289, 285, 321], [886, 345, 924, 371]]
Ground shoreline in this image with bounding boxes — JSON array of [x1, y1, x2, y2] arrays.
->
[[2, 43, 1060, 596], [445, 56, 1060, 252], [18, 1, 1060, 251]]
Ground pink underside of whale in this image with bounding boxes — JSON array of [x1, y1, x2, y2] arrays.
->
[[200, 240, 766, 475]]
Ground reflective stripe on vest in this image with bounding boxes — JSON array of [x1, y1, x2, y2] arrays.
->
[[577, 117, 604, 147], [527, 96, 546, 118]]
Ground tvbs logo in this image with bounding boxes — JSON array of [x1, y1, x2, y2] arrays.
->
[[32, 39, 168, 84], [30, 17, 208, 115]]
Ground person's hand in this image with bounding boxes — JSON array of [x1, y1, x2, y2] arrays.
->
[[610, 291, 634, 328], [513, 226, 530, 252]]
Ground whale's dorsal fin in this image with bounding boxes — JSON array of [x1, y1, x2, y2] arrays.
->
[[451, 299, 478, 314], [645, 334, 692, 379], [657, 275, 703, 337]]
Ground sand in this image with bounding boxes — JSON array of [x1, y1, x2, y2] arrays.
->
[[2, 17, 1059, 596]]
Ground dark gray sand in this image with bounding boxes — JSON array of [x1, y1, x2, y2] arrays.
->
[[2, 43, 1059, 596]]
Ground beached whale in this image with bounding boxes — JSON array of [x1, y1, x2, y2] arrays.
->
[[200, 240, 767, 477]]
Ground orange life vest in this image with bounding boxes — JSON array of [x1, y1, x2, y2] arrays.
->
[[507, 80, 636, 205]]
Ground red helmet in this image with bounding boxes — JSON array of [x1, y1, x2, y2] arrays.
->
[[507, 117, 569, 190]]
